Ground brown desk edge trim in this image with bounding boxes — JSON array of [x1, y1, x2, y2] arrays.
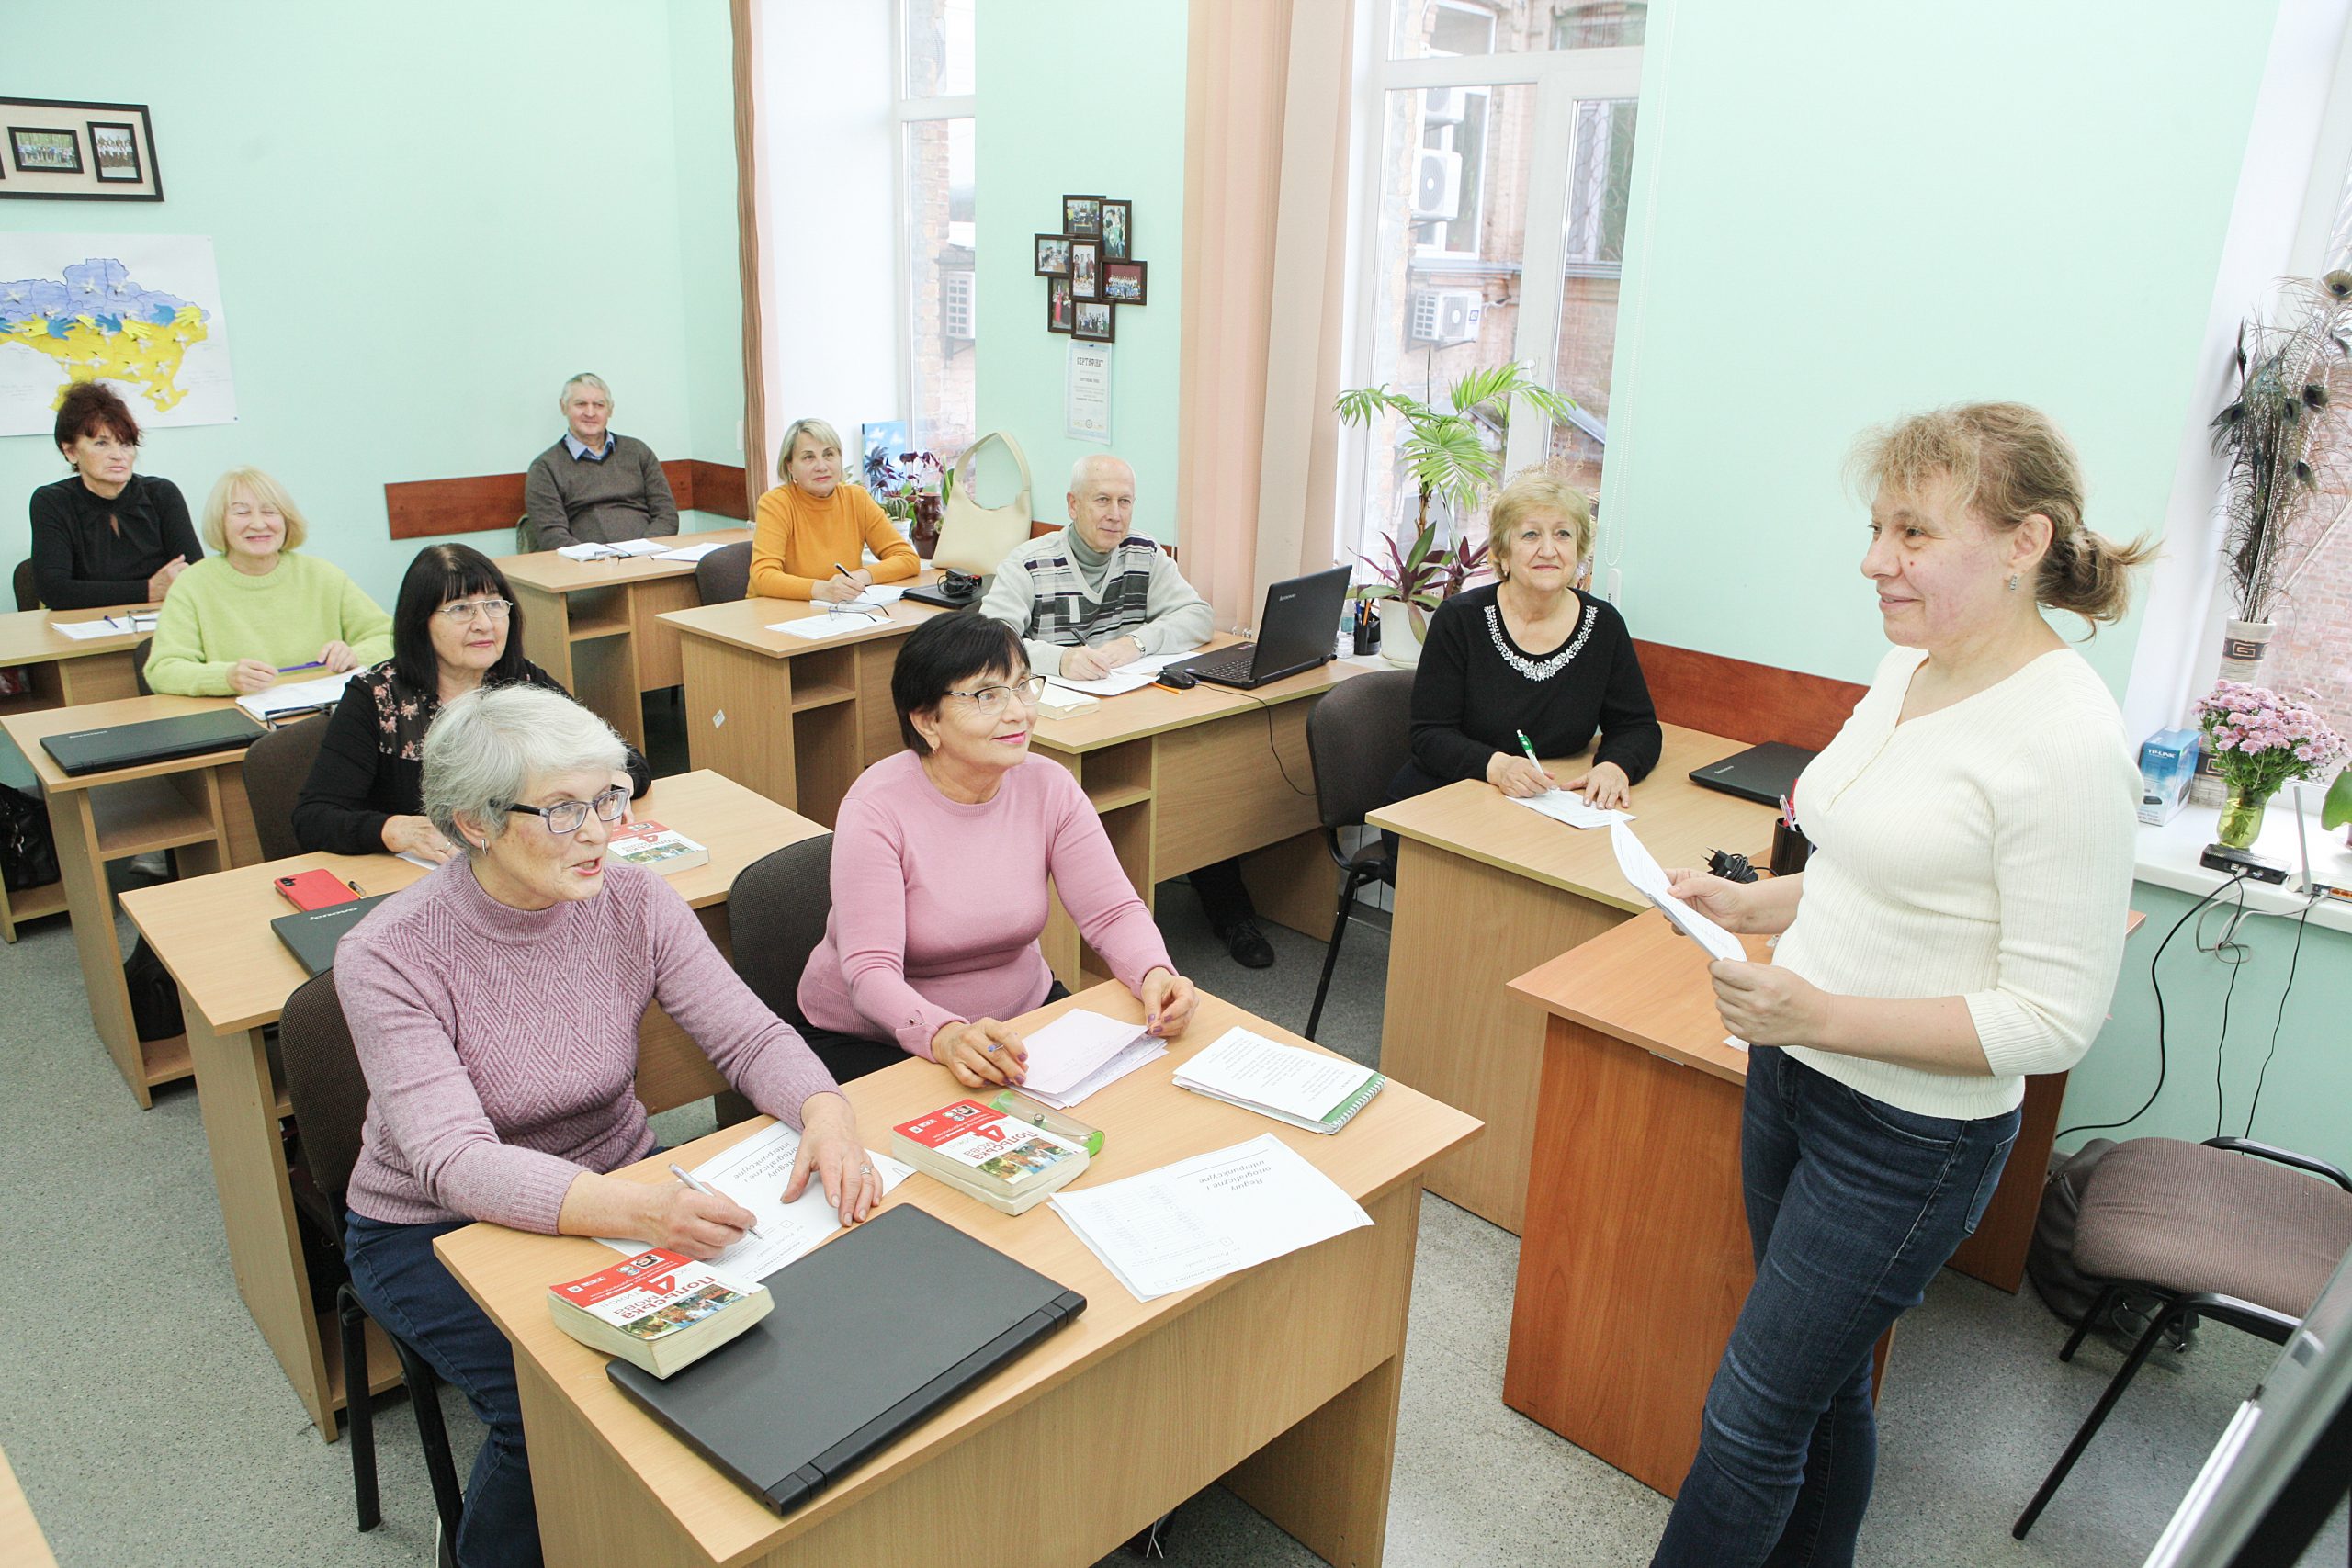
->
[[385, 459, 753, 540], [1634, 640, 1865, 755]]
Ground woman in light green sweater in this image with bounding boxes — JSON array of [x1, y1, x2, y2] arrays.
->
[[144, 468, 393, 696]]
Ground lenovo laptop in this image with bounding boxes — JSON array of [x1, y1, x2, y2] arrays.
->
[[41, 708, 266, 777], [1164, 566, 1351, 691], [1689, 740, 1817, 808]]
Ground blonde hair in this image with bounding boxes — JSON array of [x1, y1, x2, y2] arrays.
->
[[1849, 402, 2156, 627], [200, 468, 311, 554], [777, 416, 844, 481], [1487, 467, 1593, 578]]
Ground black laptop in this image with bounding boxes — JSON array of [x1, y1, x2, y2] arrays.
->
[[40, 708, 266, 777], [608, 1202, 1085, 1516], [1689, 741, 1818, 807], [903, 571, 989, 611], [270, 895, 393, 977], [1165, 566, 1351, 690]]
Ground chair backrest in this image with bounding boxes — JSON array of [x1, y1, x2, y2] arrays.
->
[[1305, 670, 1417, 832], [131, 637, 153, 694], [695, 541, 754, 604], [279, 970, 374, 1213], [727, 833, 834, 1030], [11, 559, 36, 612], [515, 515, 535, 555], [244, 715, 332, 862]]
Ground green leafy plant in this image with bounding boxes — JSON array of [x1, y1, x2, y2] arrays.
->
[[2324, 766, 2352, 831]]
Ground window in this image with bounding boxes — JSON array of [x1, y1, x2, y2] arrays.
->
[[899, 1, 977, 460], [1340, 2, 1643, 560]]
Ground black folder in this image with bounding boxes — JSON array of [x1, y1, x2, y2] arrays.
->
[[40, 708, 265, 776], [608, 1202, 1085, 1515], [1688, 740, 1818, 808], [269, 895, 392, 977]]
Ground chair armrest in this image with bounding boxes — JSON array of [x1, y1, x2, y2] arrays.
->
[[2203, 1136, 2352, 1193]]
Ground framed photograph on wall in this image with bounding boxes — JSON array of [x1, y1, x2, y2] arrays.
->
[[1046, 277, 1074, 333], [0, 97, 163, 200], [1070, 240, 1100, 300], [1100, 200, 1132, 262], [1034, 233, 1071, 277], [10, 127, 82, 175], [1062, 194, 1102, 240], [1072, 299, 1115, 343], [87, 122, 141, 184], [1102, 260, 1147, 306]]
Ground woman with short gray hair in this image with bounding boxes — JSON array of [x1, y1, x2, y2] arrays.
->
[[335, 684, 874, 1568]]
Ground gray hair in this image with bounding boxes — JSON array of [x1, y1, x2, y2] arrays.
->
[[422, 684, 627, 851], [559, 372, 612, 412], [777, 416, 844, 480], [1068, 453, 1133, 494]]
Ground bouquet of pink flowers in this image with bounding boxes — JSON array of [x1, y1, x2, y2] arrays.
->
[[2192, 680, 2347, 798]]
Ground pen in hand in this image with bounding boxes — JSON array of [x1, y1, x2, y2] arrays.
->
[[668, 1162, 763, 1239], [1516, 729, 1555, 792]]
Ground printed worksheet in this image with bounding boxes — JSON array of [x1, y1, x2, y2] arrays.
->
[[598, 1123, 912, 1283]]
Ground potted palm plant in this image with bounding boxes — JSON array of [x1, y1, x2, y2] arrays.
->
[[1336, 362, 1576, 667]]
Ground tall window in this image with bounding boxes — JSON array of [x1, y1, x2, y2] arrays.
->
[[899, 1, 977, 461], [1340, 1, 1643, 562]]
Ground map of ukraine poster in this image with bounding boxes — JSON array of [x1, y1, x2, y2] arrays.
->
[[0, 234, 237, 437]]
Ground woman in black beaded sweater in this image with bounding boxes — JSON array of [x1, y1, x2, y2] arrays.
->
[[1393, 468, 1661, 811], [28, 382, 200, 609], [292, 544, 649, 861]]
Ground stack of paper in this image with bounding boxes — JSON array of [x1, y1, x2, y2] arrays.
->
[[1608, 821, 1745, 962], [654, 539, 733, 563], [596, 1122, 913, 1282], [1171, 1027, 1385, 1134], [1509, 788, 1632, 829], [51, 612, 157, 640], [1016, 1008, 1165, 1110], [236, 671, 356, 725], [557, 538, 667, 561], [1050, 1134, 1373, 1301], [766, 614, 876, 642], [1044, 649, 1194, 699]]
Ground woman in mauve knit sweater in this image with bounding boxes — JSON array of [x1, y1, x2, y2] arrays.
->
[[335, 685, 873, 1568], [1646, 405, 2153, 1567], [796, 614, 1199, 1088]]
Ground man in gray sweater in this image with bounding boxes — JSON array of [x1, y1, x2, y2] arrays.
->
[[524, 372, 679, 549]]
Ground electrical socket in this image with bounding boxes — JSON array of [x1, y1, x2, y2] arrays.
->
[[2199, 843, 2290, 884]]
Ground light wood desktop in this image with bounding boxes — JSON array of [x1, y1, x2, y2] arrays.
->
[[1365, 723, 1778, 1235], [118, 771, 824, 1439], [0, 1444, 59, 1568], [1, 694, 264, 1102], [435, 982, 1482, 1568], [0, 603, 156, 941], [497, 530, 753, 750], [660, 586, 946, 825]]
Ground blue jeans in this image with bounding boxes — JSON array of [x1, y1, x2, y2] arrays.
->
[[1652, 1046, 2019, 1567], [345, 1211, 541, 1568]]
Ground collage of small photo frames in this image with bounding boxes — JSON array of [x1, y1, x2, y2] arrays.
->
[[1034, 194, 1148, 343]]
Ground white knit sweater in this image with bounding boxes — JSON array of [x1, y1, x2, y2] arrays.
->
[[1774, 644, 2140, 1122]]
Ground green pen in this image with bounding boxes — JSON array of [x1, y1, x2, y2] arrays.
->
[[1515, 729, 1550, 786]]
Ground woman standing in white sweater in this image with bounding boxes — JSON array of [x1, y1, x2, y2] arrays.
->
[[1649, 404, 2151, 1566]]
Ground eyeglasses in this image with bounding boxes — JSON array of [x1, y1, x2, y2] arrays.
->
[[506, 785, 628, 835], [942, 675, 1048, 717], [436, 597, 513, 623]]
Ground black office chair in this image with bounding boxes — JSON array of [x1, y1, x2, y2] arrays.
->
[[695, 541, 754, 604], [130, 637, 153, 694], [728, 834, 834, 1030], [11, 559, 36, 613], [277, 971, 465, 1551], [2013, 1135, 2352, 1539], [1300, 671, 1416, 1040], [243, 715, 331, 862]]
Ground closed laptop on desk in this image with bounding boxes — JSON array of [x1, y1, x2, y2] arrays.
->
[[609, 1202, 1085, 1515], [1689, 740, 1816, 807], [270, 895, 392, 976], [40, 708, 266, 777]]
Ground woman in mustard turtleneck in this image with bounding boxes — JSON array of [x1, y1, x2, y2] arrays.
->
[[747, 417, 921, 601]]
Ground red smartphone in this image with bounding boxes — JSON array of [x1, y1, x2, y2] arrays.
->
[[274, 869, 360, 911]]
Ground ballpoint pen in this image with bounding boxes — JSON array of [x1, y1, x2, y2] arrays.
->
[[668, 1162, 763, 1238], [1515, 729, 1553, 789], [277, 660, 327, 674]]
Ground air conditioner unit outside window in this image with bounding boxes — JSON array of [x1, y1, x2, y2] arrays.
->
[[1413, 150, 1463, 220], [1423, 85, 1467, 125], [1408, 289, 1482, 345]]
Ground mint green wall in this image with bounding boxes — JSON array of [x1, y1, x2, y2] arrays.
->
[[2064, 883, 2352, 1175], [973, 1, 1188, 536], [0, 0, 743, 616], [1602, 0, 2280, 694]]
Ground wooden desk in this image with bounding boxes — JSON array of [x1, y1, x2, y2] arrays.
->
[[497, 531, 753, 750], [0, 1445, 59, 1568], [435, 983, 1481, 1568], [118, 771, 825, 1439], [1366, 724, 1778, 1234], [661, 589, 946, 826], [1, 694, 264, 1101], [0, 604, 156, 941]]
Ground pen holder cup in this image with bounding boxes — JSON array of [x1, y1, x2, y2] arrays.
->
[[1769, 820, 1812, 878]]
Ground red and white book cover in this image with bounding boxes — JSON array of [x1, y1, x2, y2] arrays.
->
[[603, 819, 708, 873], [548, 1249, 751, 1342], [893, 1100, 1089, 1189]]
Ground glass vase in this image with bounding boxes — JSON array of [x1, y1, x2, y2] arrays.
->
[[2215, 784, 2271, 850]]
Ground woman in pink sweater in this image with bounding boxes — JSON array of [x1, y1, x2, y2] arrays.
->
[[797, 614, 1199, 1087], [336, 685, 874, 1568]]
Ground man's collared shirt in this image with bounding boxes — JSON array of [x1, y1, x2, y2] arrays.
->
[[564, 431, 615, 461]]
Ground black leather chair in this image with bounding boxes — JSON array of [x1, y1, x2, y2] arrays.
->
[[243, 715, 331, 862], [695, 541, 754, 604], [11, 559, 36, 612], [1300, 670, 1415, 1040], [277, 971, 464, 1550], [727, 833, 834, 1031], [130, 637, 153, 694]]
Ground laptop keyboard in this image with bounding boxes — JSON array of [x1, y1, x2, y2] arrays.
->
[[1182, 645, 1258, 682]]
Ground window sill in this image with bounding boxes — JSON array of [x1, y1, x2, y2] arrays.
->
[[2134, 802, 2352, 938]]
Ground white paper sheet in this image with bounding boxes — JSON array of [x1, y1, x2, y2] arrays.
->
[[654, 540, 732, 563], [1608, 821, 1746, 963], [1043, 651, 1192, 698], [235, 671, 356, 722], [849, 585, 906, 605], [1508, 789, 1632, 829], [598, 1122, 913, 1283], [1049, 1134, 1373, 1301], [1025, 1036, 1165, 1110], [766, 614, 875, 642], [49, 613, 156, 640], [1017, 1009, 1156, 1099], [557, 538, 666, 561], [1172, 1027, 1377, 1123]]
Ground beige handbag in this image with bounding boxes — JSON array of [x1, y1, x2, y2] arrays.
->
[[934, 431, 1035, 575]]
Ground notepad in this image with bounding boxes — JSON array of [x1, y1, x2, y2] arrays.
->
[[236, 671, 355, 724], [1015, 1008, 1166, 1108], [1171, 1026, 1385, 1134], [1609, 821, 1745, 963], [1509, 789, 1632, 829], [1050, 1134, 1373, 1301], [767, 615, 871, 642], [50, 612, 156, 640]]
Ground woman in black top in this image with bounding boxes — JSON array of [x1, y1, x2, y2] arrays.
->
[[28, 382, 200, 609], [291, 544, 650, 860], [1394, 468, 1660, 810]]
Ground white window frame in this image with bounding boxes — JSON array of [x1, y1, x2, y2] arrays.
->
[[891, 4, 976, 444], [1335, 16, 1643, 557]]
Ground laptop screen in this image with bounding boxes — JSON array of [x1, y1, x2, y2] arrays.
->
[[1250, 566, 1352, 679]]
